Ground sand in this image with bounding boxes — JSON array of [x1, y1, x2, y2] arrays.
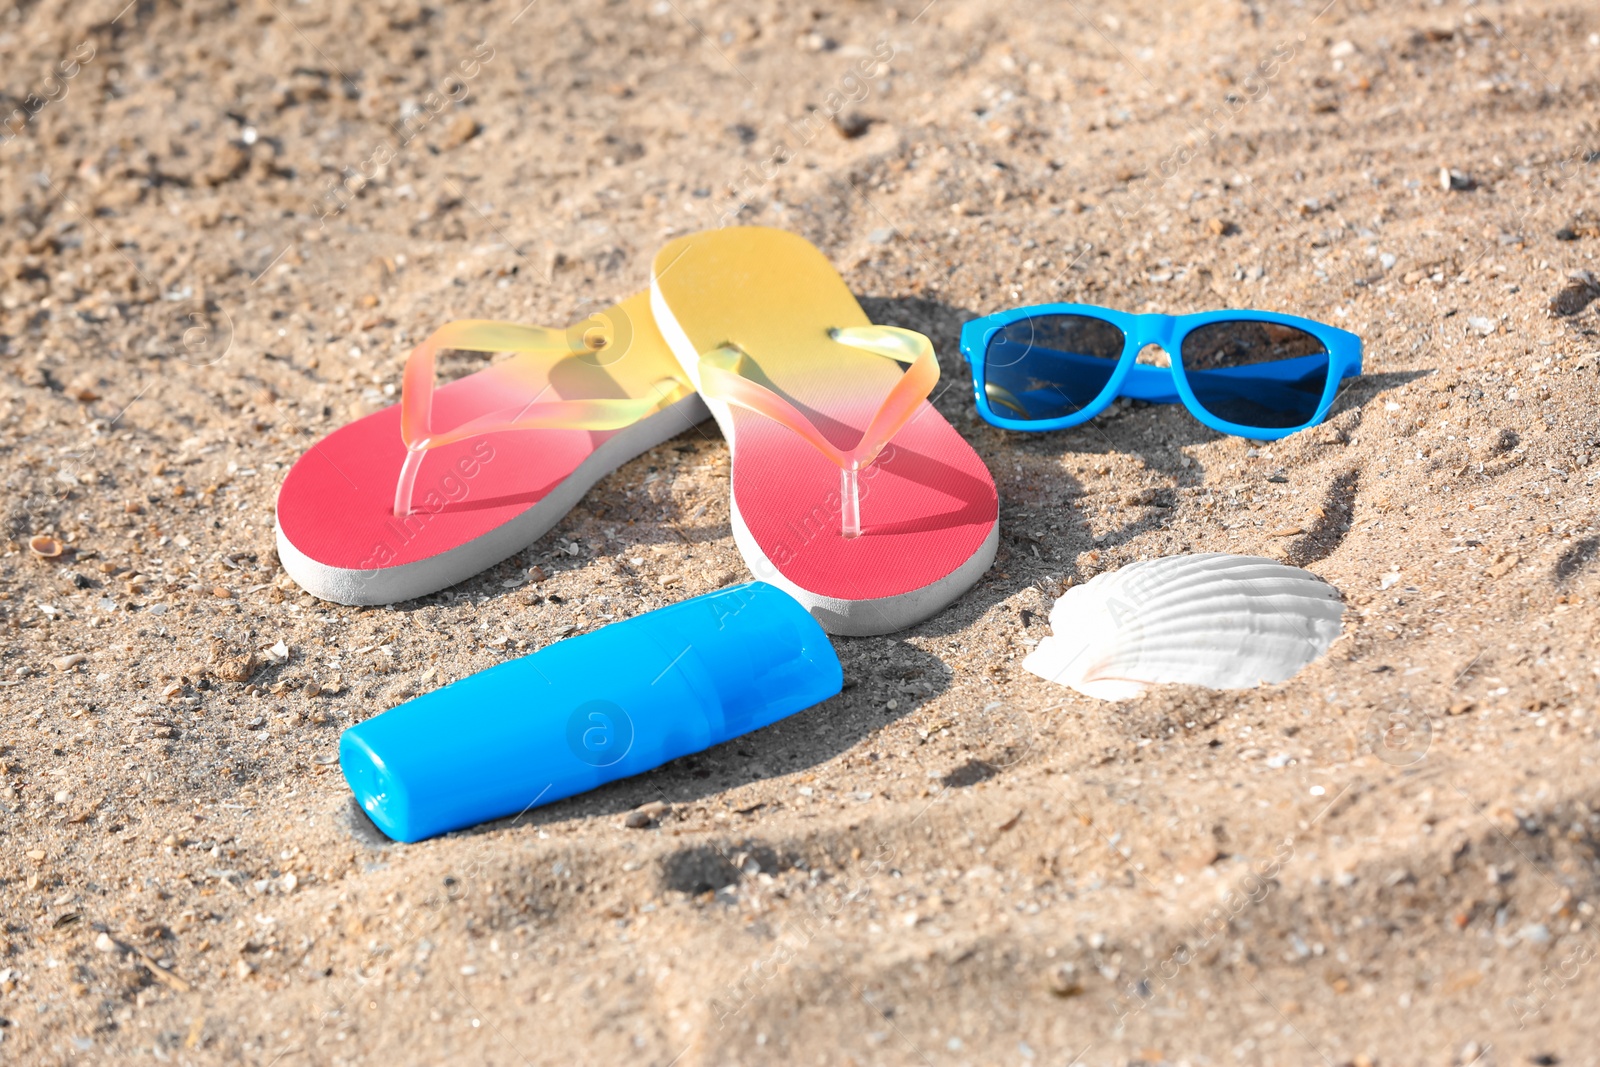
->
[[2, 0, 1599, 1063]]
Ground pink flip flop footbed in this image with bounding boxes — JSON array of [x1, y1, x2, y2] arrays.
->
[[650, 227, 998, 635], [276, 293, 707, 604]]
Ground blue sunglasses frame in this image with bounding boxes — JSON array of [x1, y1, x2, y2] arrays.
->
[[958, 304, 1363, 440]]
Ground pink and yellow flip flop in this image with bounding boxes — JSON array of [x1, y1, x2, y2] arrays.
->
[[276, 293, 707, 604], [650, 227, 998, 635]]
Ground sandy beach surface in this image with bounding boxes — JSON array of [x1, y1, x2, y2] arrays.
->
[[2, 0, 1599, 1063]]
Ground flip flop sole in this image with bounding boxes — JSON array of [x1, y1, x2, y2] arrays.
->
[[727, 489, 999, 636], [276, 391, 707, 605]]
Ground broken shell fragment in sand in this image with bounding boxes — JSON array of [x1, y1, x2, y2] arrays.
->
[[1023, 553, 1345, 701], [29, 535, 65, 559]]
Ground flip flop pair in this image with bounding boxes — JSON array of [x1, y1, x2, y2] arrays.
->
[[276, 228, 998, 635]]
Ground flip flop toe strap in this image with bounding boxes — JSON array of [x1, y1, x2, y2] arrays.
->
[[393, 319, 692, 516], [696, 324, 940, 536]]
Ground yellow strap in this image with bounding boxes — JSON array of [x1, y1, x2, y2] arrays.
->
[[697, 325, 939, 472], [392, 318, 691, 515]]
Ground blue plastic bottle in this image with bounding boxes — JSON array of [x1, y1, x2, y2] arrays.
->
[[340, 581, 842, 842]]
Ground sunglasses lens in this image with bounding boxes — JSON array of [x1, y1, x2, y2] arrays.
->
[[1180, 320, 1330, 429], [982, 314, 1125, 420]]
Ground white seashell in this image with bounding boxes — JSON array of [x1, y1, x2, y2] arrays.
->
[[1022, 554, 1344, 701]]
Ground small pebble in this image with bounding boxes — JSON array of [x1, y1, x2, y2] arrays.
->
[[833, 112, 871, 139], [1518, 922, 1551, 944], [213, 652, 259, 683], [1045, 962, 1083, 997], [623, 800, 669, 828], [440, 114, 481, 149]]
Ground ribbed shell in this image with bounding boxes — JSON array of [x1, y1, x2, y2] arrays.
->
[[1022, 554, 1344, 700]]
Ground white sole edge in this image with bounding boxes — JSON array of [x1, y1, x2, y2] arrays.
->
[[275, 392, 710, 606], [649, 279, 997, 636]]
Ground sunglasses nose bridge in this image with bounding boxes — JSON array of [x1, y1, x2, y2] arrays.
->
[[1152, 314, 1180, 351], [1126, 313, 1179, 356]]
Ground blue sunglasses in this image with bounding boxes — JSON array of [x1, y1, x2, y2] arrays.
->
[[958, 304, 1363, 440]]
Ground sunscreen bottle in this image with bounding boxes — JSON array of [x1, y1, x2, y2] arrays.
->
[[340, 582, 841, 842]]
